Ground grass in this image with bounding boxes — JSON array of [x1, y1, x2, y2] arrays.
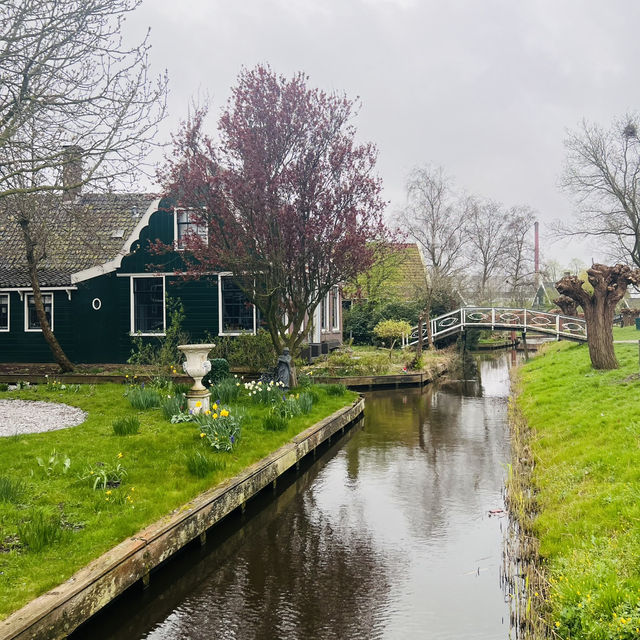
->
[[0, 380, 357, 620], [112, 416, 140, 436], [514, 339, 640, 638], [613, 325, 640, 341]]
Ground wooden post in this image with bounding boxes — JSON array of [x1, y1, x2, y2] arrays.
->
[[521, 331, 529, 360]]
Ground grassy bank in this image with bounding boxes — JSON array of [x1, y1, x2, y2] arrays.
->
[[515, 339, 640, 638], [0, 380, 356, 620]]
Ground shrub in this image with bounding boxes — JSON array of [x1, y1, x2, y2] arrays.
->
[[126, 386, 161, 410], [203, 359, 230, 386], [0, 383, 9, 391], [160, 394, 186, 420], [263, 413, 288, 432], [185, 449, 226, 477], [209, 330, 276, 370], [112, 416, 140, 436], [18, 511, 65, 552], [0, 476, 25, 503], [373, 319, 412, 352]]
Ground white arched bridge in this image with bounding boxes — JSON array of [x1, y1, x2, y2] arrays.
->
[[409, 307, 587, 345]]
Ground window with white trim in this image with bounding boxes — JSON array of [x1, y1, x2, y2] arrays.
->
[[321, 293, 329, 331], [25, 293, 53, 331], [131, 276, 165, 334], [175, 208, 208, 250], [0, 294, 9, 331], [331, 286, 340, 330], [219, 275, 256, 334]]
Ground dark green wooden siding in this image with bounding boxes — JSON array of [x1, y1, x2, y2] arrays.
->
[[0, 205, 223, 364]]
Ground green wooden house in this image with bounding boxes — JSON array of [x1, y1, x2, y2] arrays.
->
[[0, 193, 342, 364]]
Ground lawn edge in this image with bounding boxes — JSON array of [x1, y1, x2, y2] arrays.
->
[[0, 397, 365, 640]]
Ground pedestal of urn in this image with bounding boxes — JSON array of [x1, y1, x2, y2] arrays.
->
[[178, 343, 215, 414]]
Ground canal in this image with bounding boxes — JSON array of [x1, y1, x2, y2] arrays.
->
[[73, 353, 514, 639]]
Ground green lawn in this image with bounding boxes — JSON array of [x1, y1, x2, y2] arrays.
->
[[516, 340, 640, 638], [0, 380, 356, 620], [613, 325, 640, 341]]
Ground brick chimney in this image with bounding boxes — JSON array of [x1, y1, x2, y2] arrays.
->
[[62, 145, 83, 200]]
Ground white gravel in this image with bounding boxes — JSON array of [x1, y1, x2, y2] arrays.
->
[[0, 399, 87, 437]]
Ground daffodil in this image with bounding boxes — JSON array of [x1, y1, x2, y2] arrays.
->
[[195, 401, 202, 408], [213, 413, 218, 419], [220, 409, 229, 417], [200, 432, 206, 438], [117, 452, 123, 459]]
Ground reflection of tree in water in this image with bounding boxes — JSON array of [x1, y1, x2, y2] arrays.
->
[[165, 495, 389, 640]]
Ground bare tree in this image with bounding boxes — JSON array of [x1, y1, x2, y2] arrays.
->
[[0, 0, 167, 371], [561, 115, 640, 267], [464, 197, 509, 301], [502, 205, 536, 305], [400, 166, 467, 286]]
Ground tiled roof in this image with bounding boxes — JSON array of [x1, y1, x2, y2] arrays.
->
[[0, 193, 158, 287]]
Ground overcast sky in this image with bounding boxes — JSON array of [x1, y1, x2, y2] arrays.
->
[[127, 0, 640, 267]]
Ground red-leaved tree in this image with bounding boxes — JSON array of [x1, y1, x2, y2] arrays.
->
[[162, 65, 389, 360]]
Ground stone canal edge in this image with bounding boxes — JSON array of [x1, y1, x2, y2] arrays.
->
[[1, 397, 365, 640]]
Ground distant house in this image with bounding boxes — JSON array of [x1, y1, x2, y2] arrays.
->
[[342, 242, 429, 307], [0, 195, 342, 364]]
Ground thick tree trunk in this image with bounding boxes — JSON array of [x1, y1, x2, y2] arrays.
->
[[554, 295, 578, 317], [582, 297, 618, 370], [19, 221, 74, 373]]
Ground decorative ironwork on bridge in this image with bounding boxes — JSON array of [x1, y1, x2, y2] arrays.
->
[[409, 307, 587, 345]]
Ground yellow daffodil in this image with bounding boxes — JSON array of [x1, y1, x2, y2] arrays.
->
[[205, 410, 211, 415], [220, 409, 229, 417], [106, 490, 112, 495], [212, 403, 218, 410], [200, 432, 206, 438], [213, 413, 218, 419], [195, 401, 202, 408], [117, 452, 123, 459]]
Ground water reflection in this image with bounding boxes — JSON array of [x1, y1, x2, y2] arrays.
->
[[74, 353, 515, 640]]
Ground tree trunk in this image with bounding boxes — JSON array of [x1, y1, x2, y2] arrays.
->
[[20, 221, 74, 373], [583, 296, 618, 370]]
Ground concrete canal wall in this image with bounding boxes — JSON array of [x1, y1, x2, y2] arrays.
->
[[0, 398, 365, 640]]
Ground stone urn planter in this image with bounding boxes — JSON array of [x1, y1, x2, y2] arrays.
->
[[178, 343, 215, 414]]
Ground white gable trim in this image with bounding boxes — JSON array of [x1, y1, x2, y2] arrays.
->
[[70, 197, 162, 284]]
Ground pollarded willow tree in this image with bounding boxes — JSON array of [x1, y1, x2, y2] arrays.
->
[[162, 65, 389, 362], [555, 264, 640, 370]]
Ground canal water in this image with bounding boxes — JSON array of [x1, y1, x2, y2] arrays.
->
[[74, 353, 514, 640]]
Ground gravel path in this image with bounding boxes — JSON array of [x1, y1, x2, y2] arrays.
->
[[0, 399, 87, 437]]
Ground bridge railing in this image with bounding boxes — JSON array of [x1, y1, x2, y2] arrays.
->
[[408, 307, 587, 345]]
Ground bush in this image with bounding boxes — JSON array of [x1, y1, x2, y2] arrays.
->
[[209, 330, 276, 370], [203, 358, 230, 387], [373, 319, 412, 351], [0, 383, 8, 392], [263, 413, 288, 432], [126, 387, 161, 410], [112, 416, 140, 436], [185, 449, 226, 477], [18, 511, 65, 552]]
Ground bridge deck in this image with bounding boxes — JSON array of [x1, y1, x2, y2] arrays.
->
[[409, 307, 587, 345]]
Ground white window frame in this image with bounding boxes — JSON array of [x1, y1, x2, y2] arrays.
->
[[129, 275, 166, 336], [0, 293, 9, 332], [331, 286, 340, 332], [321, 292, 329, 333], [174, 207, 208, 251], [24, 292, 54, 332], [218, 273, 257, 336]]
